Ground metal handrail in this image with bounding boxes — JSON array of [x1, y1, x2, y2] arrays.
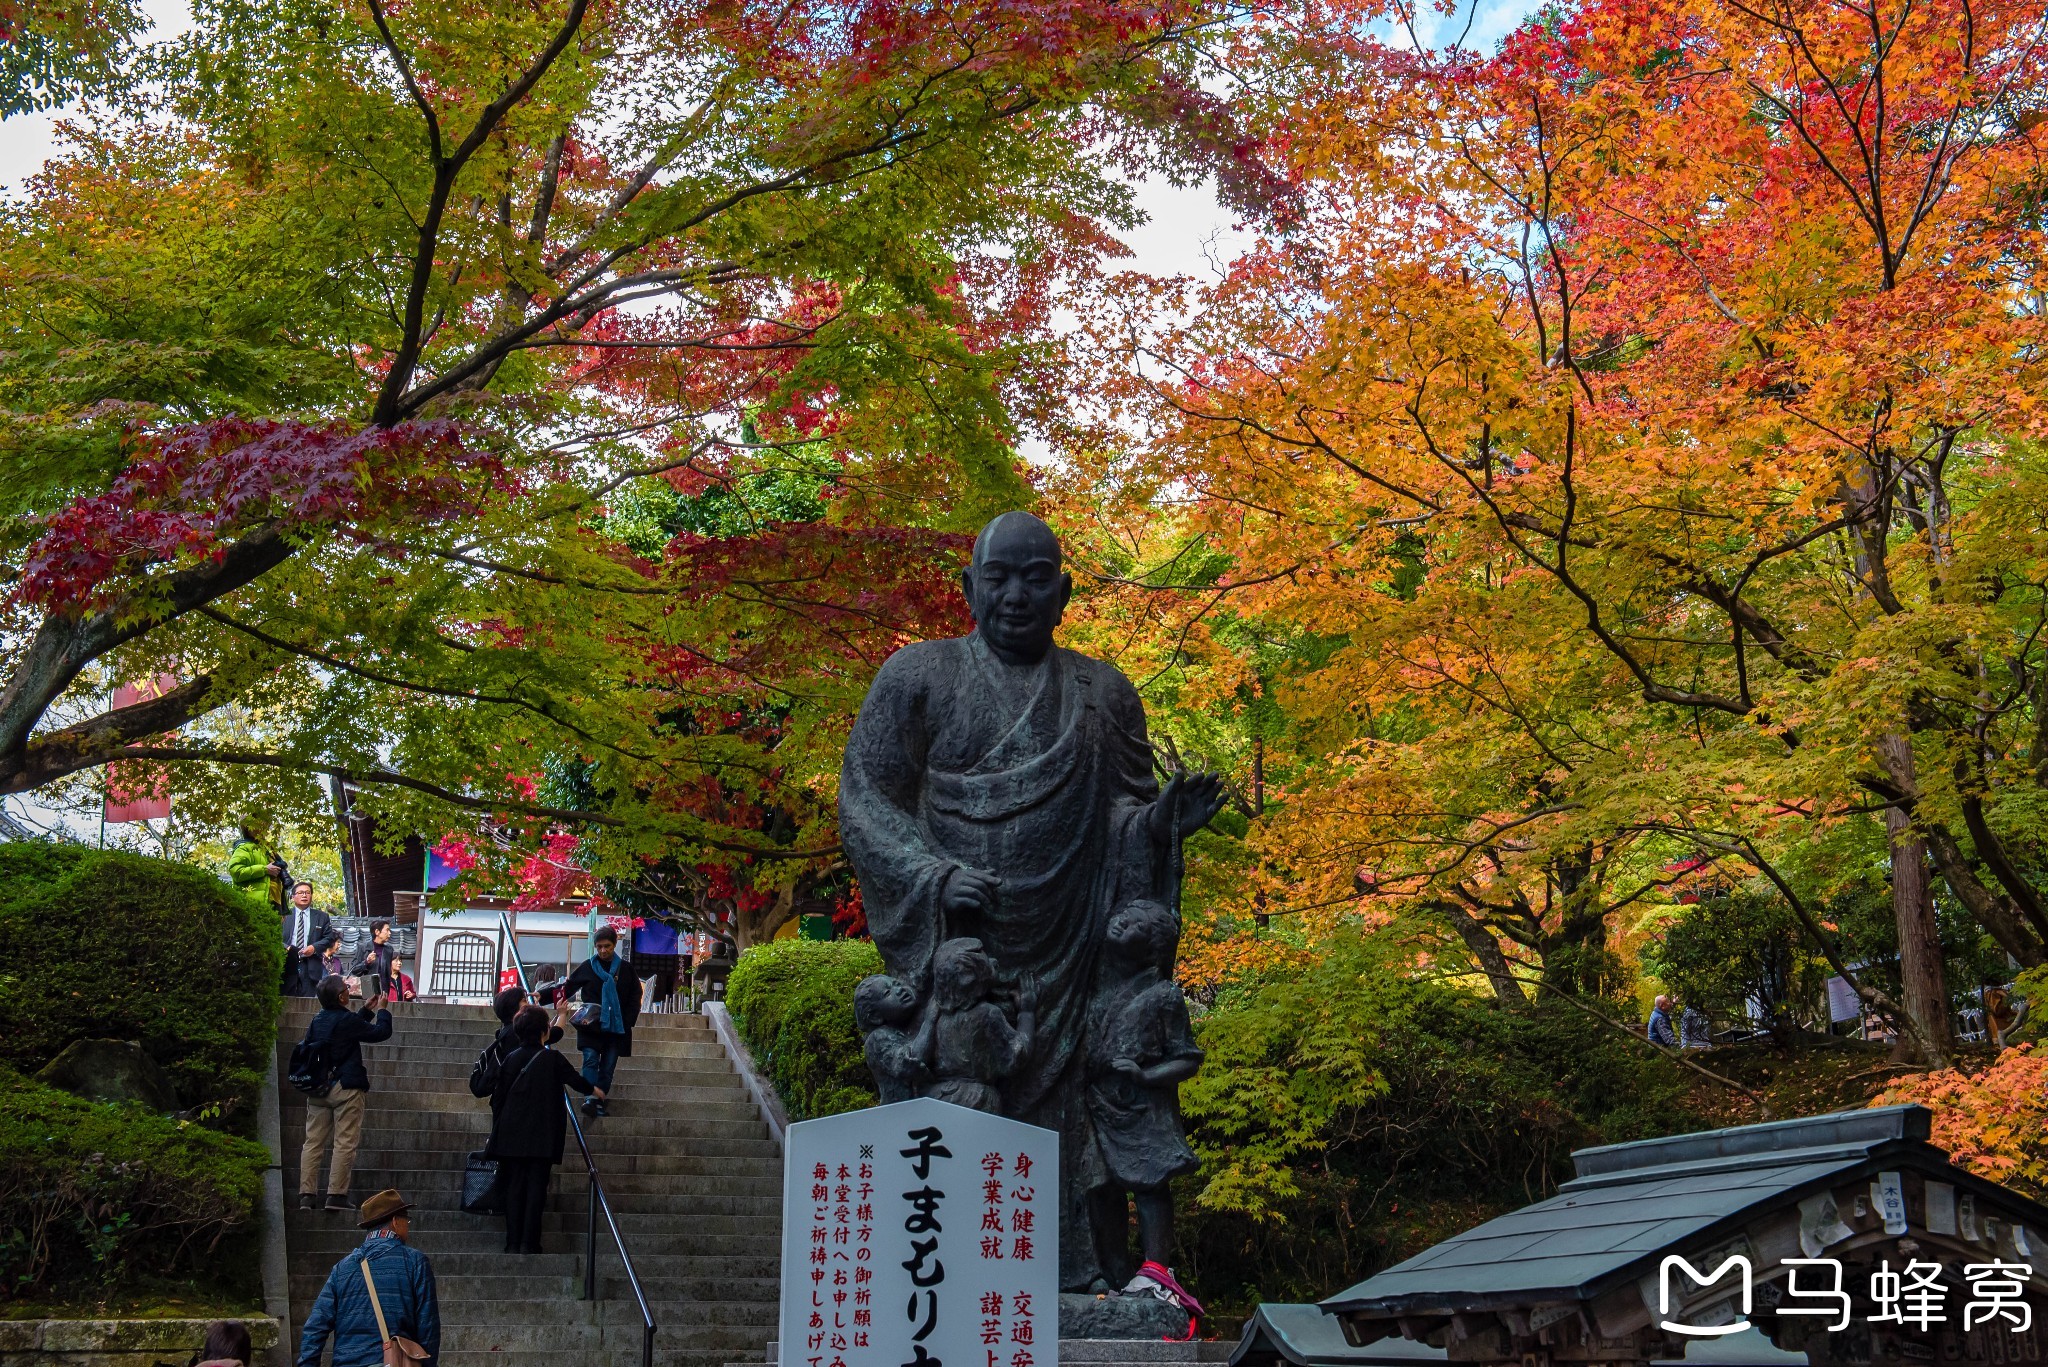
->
[[497, 913, 658, 1367]]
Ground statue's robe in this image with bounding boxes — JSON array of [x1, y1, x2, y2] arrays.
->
[[839, 632, 1164, 1288]]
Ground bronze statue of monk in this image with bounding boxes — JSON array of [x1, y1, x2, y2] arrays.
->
[[839, 511, 1223, 1292]]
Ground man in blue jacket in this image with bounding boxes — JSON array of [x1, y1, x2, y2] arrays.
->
[[297, 1189, 440, 1367]]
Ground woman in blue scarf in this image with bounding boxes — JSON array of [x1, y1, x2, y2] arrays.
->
[[564, 925, 643, 1117]]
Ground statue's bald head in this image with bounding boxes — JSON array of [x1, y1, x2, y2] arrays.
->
[[971, 511, 1062, 571], [962, 510, 1070, 665]]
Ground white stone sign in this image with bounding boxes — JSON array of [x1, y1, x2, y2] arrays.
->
[[781, 1097, 1059, 1367]]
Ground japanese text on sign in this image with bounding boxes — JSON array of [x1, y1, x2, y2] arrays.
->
[[781, 1097, 1059, 1367]]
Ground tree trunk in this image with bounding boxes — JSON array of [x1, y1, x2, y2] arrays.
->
[[1923, 825, 2045, 968], [1881, 741, 1950, 1064], [734, 884, 798, 949], [1434, 899, 1526, 1003], [1540, 844, 1615, 997]]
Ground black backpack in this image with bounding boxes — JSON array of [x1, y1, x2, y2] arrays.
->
[[287, 1022, 338, 1097], [469, 1035, 509, 1099]]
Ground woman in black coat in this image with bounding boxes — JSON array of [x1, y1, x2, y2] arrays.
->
[[486, 1006, 601, 1254], [563, 926, 642, 1118]]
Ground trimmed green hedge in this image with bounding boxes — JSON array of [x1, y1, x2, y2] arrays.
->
[[0, 1066, 269, 1299], [727, 938, 882, 1120], [0, 844, 280, 1129]]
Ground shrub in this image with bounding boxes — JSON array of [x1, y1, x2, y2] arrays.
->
[[1640, 892, 1823, 1028], [0, 843, 280, 1128], [1872, 1045, 2048, 1201], [1177, 937, 1705, 1320], [0, 1066, 269, 1300], [727, 938, 882, 1120]]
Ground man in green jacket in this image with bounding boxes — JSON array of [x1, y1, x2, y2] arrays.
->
[[229, 821, 288, 910]]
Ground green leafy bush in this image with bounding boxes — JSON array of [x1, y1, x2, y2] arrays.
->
[[1640, 892, 1822, 1028], [0, 844, 280, 1128], [0, 1066, 268, 1300], [727, 938, 882, 1120], [1177, 937, 1705, 1321]]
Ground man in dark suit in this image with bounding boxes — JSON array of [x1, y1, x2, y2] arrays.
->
[[282, 880, 340, 998]]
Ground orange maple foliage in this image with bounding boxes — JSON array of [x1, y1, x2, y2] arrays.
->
[[1873, 1046, 2048, 1200], [1063, 0, 2048, 1024]]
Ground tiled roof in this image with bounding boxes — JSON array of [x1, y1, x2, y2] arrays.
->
[[1320, 1104, 2048, 1317]]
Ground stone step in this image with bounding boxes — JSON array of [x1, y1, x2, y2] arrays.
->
[[277, 1073, 741, 1099], [287, 1208, 780, 1239], [272, 1009, 715, 1031], [279, 1090, 749, 1115], [283, 1188, 778, 1221], [279, 1036, 734, 1060], [429, 1316, 773, 1353], [285, 1230, 782, 1261], [276, 1174, 750, 1201], [279, 1164, 780, 1200], [289, 1262, 778, 1298], [281, 1000, 713, 1023], [289, 1272, 777, 1310], [605, 1310, 776, 1330], [284, 1098, 765, 1131], [280, 1159, 777, 1189], [280, 1106, 767, 1137], [293, 1055, 742, 1081], [282, 1142, 780, 1173], [274, 1038, 729, 1062], [286, 1090, 761, 1123], [280, 1164, 774, 1188], [279, 998, 775, 1367], [275, 1049, 717, 1069], [272, 1032, 720, 1056]]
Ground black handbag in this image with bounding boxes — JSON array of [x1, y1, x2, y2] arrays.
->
[[460, 1151, 503, 1215]]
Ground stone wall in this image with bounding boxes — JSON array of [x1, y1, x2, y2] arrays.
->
[[0, 1317, 279, 1367]]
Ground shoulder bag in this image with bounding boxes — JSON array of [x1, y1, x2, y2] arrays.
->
[[359, 1254, 430, 1367], [460, 1150, 504, 1215]]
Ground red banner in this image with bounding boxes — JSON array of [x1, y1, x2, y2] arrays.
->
[[103, 676, 177, 824]]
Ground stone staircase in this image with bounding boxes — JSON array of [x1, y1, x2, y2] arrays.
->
[[276, 1000, 781, 1367]]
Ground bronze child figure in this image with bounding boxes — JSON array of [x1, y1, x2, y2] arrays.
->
[[925, 937, 1037, 1113], [855, 974, 936, 1104], [1086, 899, 1204, 1314]]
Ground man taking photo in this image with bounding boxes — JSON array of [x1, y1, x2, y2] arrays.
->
[[297, 975, 393, 1213]]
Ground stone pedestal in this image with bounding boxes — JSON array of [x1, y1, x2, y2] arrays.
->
[[1057, 1293, 1195, 1342], [1060, 1342, 1234, 1367]]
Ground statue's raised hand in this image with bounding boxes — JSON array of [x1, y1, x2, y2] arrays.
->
[[1149, 772, 1226, 847], [943, 865, 1000, 917]]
